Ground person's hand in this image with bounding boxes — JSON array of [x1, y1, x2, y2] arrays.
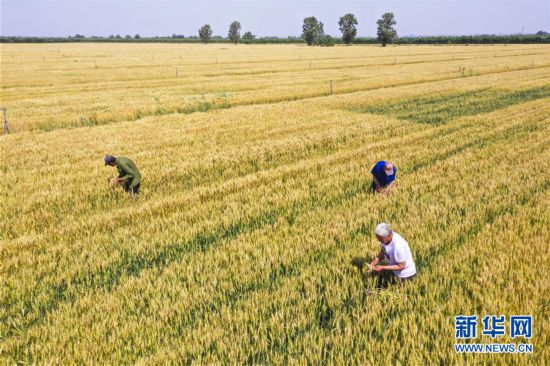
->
[[375, 186, 382, 193], [372, 265, 384, 272]]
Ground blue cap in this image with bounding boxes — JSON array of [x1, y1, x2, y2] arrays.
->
[[104, 155, 116, 165]]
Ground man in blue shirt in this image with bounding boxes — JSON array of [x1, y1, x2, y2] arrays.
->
[[370, 160, 396, 195]]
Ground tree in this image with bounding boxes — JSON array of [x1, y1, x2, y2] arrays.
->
[[134, 34, 141, 39], [302, 17, 324, 46], [242, 31, 255, 44], [199, 24, 213, 44], [338, 13, 358, 45], [377, 12, 397, 47], [228, 21, 241, 44]]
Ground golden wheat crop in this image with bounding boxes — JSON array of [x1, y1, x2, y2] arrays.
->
[[1, 43, 549, 364]]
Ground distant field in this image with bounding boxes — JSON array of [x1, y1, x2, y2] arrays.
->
[[1, 43, 549, 364], [2, 43, 550, 132]]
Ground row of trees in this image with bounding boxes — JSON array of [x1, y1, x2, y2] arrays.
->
[[3, 11, 549, 45], [71, 34, 143, 39], [197, 12, 397, 46], [199, 22, 255, 45], [2, 27, 548, 45], [302, 12, 398, 46], [3, 34, 549, 44]]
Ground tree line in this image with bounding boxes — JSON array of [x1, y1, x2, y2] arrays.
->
[[2, 12, 549, 45], [196, 13, 397, 46], [3, 34, 549, 45]]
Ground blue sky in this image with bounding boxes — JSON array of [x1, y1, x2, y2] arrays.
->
[[1, 0, 549, 37]]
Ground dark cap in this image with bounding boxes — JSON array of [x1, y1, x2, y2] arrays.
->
[[104, 155, 116, 165]]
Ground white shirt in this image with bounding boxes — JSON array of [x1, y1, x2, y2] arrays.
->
[[380, 232, 416, 278]]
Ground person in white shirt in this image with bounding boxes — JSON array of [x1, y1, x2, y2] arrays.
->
[[370, 223, 416, 286]]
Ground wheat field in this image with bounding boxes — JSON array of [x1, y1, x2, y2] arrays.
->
[[1, 43, 549, 364]]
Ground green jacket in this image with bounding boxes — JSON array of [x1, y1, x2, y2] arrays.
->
[[116, 157, 141, 188]]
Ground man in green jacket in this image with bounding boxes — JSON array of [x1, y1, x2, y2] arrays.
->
[[104, 155, 141, 195]]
